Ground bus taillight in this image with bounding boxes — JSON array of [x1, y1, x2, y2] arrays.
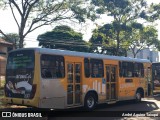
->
[[30, 84, 37, 99]]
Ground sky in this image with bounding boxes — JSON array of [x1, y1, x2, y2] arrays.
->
[[0, 0, 159, 48]]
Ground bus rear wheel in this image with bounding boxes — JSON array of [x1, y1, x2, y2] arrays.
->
[[84, 93, 97, 111], [135, 90, 142, 102]]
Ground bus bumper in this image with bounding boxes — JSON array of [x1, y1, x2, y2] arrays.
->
[[0, 97, 39, 108]]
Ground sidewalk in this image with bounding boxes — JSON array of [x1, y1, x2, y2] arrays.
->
[[143, 94, 160, 112]]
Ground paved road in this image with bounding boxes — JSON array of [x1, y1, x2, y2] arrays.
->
[[48, 95, 160, 120], [1, 95, 160, 120]]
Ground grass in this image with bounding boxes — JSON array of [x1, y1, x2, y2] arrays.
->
[[0, 79, 4, 98], [0, 89, 6, 108], [0, 78, 5, 89], [0, 78, 5, 99]]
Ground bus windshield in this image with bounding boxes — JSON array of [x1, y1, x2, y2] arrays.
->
[[5, 50, 35, 99]]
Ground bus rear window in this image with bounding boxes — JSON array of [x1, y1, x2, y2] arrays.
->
[[7, 50, 35, 69], [5, 50, 35, 99]]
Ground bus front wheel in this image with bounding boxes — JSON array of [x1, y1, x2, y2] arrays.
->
[[84, 93, 97, 111]]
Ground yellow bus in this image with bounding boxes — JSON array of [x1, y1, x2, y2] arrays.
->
[[152, 62, 160, 94], [2, 48, 152, 110]]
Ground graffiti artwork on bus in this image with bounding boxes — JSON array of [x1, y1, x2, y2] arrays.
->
[[5, 72, 34, 99]]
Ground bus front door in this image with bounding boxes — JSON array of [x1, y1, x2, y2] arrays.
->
[[147, 67, 152, 96], [106, 65, 117, 101], [67, 63, 82, 106]]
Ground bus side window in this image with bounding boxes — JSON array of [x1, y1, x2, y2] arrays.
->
[[90, 59, 104, 78], [84, 58, 90, 78], [133, 63, 138, 77], [42, 69, 52, 78], [141, 63, 144, 77], [122, 62, 133, 77], [55, 61, 63, 78], [134, 63, 144, 77], [41, 54, 65, 79], [119, 61, 123, 77]]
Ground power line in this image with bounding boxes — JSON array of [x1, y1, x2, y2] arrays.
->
[[24, 39, 109, 48], [24, 37, 116, 48], [24, 40, 90, 47]]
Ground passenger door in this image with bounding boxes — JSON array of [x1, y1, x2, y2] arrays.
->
[[67, 63, 82, 106], [106, 65, 117, 101], [146, 67, 152, 96]]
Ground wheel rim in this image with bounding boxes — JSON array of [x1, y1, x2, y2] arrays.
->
[[136, 92, 141, 100], [87, 96, 95, 108]]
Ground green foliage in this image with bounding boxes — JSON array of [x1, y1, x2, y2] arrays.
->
[[141, 26, 159, 47], [148, 3, 160, 22], [90, 21, 134, 56], [0, 33, 19, 49], [90, 23, 128, 56], [0, 0, 3, 6], [91, 0, 147, 22], [37, 25, 90, 52], [90, 0, 160, 57], [124, 25, 160, 57], [90, 21, 160, 57], [90, 0, 152, 56]]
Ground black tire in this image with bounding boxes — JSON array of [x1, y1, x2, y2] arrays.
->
[[135, 90, 142, 102], [84, 93, 97, 111]]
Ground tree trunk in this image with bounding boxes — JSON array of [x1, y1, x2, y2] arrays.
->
[[19, 38, 24, 48], [133, 53, 136, 58], [19, 20, 25, 48], [116, 31, 120, 56], [19, 30, 24, 48], [124, 50, 127, 57]]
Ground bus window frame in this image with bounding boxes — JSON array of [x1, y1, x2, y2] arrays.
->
[[40, 54, 65, 79], [121, 61, 134, 77], [90, 59, 104, 78], [7, 50, 35, 70], [84, 58, 90, 78], [134, 62, 144, 78], [119, 61, 144, 78]]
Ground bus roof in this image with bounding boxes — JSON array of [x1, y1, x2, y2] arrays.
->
[[9, 48, 151, 63]]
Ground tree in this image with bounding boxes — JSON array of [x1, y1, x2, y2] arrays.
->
[[0, 0, 3, 6], [90, 23, 130, 56], [125, 24, 160, 58], [90, 20, 160, 57], [91, 0, 149, 55], [146, 3, 160, 22], [37, 25, 90, 52], [0, 0, 92, 48], [0, 33, 19, 49]]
